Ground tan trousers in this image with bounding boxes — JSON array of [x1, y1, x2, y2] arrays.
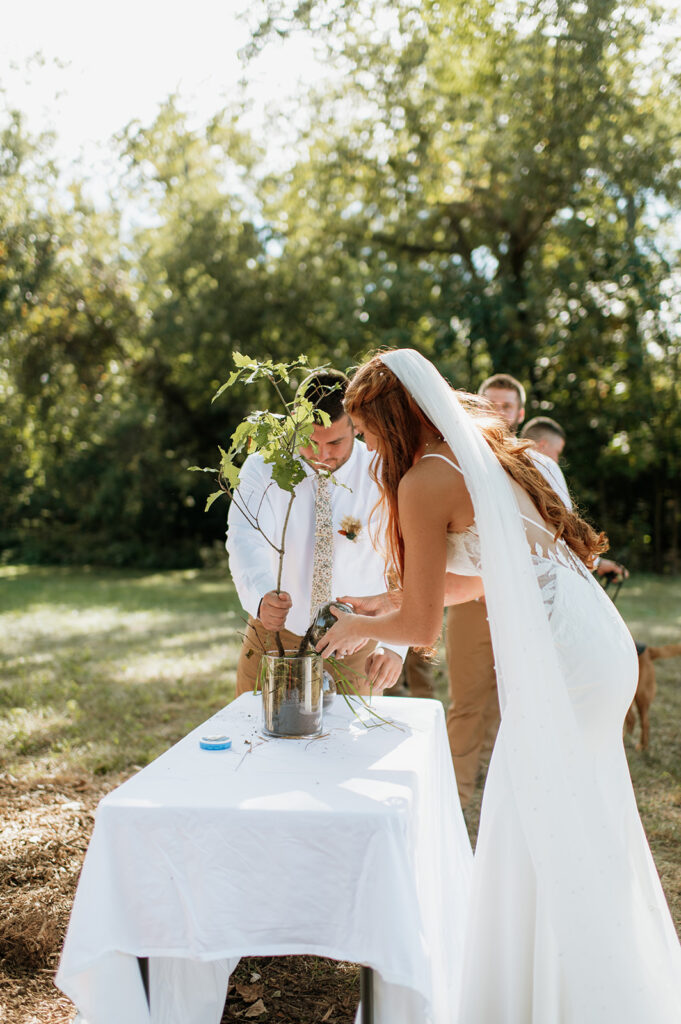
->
[[402, 648, 436, 698], [445, 599, 500, 807], [236, 617, 378, 697]]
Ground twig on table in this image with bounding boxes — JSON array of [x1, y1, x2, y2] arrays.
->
[[236, 737, 268, 770], [305, 732, 331, 749]]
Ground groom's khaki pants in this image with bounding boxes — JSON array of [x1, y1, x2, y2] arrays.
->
[[445, 599, 500, 807], [236, 617, 378, 697]]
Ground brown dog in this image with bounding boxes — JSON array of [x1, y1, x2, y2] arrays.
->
[[625, 643, 681, 750]]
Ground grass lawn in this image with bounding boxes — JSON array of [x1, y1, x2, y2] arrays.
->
[[1, 566, 680, 1023], [0, 565, 244, 778]]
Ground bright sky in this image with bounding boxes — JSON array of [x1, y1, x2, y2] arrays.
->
[[1, 0, 319, 186]]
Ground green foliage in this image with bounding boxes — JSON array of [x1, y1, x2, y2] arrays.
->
[[193, 352, 331, 603], [2, 4, 681, 570], [2, 565, 680, 936], [243, 0, 681, 570], [1, 103, 276, 567], [199, 351, 324, 501]]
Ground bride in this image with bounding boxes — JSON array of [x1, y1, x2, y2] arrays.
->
[[317, 349, 681, 1022]]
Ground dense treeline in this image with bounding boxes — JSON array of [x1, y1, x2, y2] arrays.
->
[[2, 0, 680, 571]]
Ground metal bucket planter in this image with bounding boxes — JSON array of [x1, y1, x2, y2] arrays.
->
[[261, 650, 324, 738]]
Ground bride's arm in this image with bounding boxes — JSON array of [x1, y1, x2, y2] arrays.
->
[[317, 460, 472, 655], [340, 574, 482, 617], [335, 591, 401, 615], [444, 572, 484, 605]]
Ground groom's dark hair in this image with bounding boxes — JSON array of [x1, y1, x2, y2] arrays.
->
[[297, 369, 349, 423]]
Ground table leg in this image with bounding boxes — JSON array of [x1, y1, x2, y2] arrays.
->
[[359, 965, 374, 1024], [137, 956, 371, 1020], [138, 956, 150, 1006]]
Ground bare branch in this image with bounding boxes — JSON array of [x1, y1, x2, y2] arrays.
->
[[223, 480, 284, 557]]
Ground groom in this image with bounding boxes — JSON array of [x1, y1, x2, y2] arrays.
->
[[226, 368, 405, 696]]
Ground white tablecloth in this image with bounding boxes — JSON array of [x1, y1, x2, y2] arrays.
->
[[56, 694, 472, 1024]]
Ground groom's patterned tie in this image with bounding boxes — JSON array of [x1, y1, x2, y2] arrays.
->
[[310, 474, 333, 620]]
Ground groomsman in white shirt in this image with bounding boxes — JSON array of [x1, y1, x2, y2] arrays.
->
[[227, 369, 406, 697], [519, 415, 572, 508], [520, 414, 628, 579]]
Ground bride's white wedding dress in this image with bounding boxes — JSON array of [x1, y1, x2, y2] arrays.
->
[[443, 466, 681, 1021], [380, 350, 681, 1023]]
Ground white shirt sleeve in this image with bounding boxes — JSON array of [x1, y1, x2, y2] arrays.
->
[[377, 641, 407, 662], [527, 450, 610, 574], [528, 450, 573, 510], [225, 455, 279, 619]]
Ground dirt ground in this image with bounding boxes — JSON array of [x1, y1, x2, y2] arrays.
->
[[0, 772, 361, 1024]]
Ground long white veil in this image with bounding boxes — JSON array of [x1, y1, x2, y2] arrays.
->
[[380, 349, 681, 1021]]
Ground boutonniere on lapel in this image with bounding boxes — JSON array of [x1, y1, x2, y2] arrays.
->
[[338, 515, 362, 541]]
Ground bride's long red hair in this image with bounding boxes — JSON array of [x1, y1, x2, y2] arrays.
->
[[344, 353, 608, 586]]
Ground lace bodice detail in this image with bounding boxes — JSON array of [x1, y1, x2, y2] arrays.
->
[[423, 449, 589, 612], [446, 527, 482, 576], [447, 520, 588, 617]]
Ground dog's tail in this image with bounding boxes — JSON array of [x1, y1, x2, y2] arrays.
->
[[648, 643, 681, 661]]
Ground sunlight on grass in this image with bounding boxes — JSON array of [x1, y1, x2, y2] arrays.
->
[[617, 575, 681, 639], [0, 563, 679, 965], [1, 566, 679, 928], [5, 608, 171, 654], [0, 565, 31, 579], [0, 567, 245, 776], [110, 634, 240, 685], [0, 705, 73, 758]]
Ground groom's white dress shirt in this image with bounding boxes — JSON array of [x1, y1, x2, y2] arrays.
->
[[226, 439, 406, 658]]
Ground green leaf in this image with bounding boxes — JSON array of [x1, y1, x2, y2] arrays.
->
[[211, 380, 232, 403], [233, 352, 254, 368], [268, 454, 307, 492], [205, 491, 224, 511], [229, 419, 257, 455], [219, 452, 241, 490]]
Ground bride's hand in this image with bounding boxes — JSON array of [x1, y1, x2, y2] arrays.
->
[[315, 604, 367, 658], [336, 592, 400, 616]]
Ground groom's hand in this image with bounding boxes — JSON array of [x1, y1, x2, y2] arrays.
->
[[258, 591, 293, 631], [364, 647, 402, 692]]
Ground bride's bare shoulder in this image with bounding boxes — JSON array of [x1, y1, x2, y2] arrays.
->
[[398, 450, 473, 530], [399, 451, 468, 498]]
